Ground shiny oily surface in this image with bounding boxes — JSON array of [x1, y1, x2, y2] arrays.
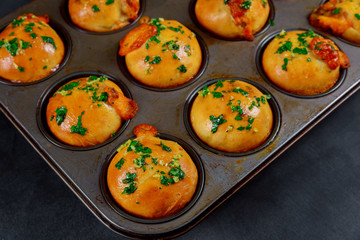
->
[[124, 19, 202, 88], [107, 135, 198, 219], [195, 0, 270, 40], [46, 76, 136, 147], [68, 0, 140, 32], [190, 80, 273, 153], [262, 30, 344, 95], [0, 14, 64, 83]]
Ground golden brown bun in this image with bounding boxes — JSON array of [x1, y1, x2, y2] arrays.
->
[[309, 0, 360, 44], [190, 80, 273, 153], [107, 125, 198, 219], [46, 76, 138, 147], [68, 0, 140, 32], [195, 0, 270, 40], [262, 30, 350, 96], [0, 14, 65, 83], [120, 19, 202, 88]]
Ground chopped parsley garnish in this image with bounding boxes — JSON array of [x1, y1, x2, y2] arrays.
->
[[12, 18, 24, 28], [177, 64, 187, 73], [59, 82, 80, 92], [237, 126, 245, 131], [70, 111, 87, 135], [292, 47, 308, 55], [198, 86, 210, 97], [164, 40, 179, 50], [115, 158, 125, 170], [276, 40, 292, 54], [160, 175, 174, 186], [146, 43, 149, 49], [160, 141, 172, 152], [307, 57, 311, 62], [282, 58, 289, 71], [275, 30, 287, 39], [144, 56, 150, 62], [184, 45, 191, 56], [315, 42, 323, 50], [214, 80, 224, 90], [224, 0, 230, 4], [248, 117, 255, 124], [20, 40, 32, 49], [111, 132, 116, 137], [9, 32, 14, 36], [241, 1, 252, 9], [92, 4, 100, 12], [106, 0, 114, 5], [269, 19, 274, 26], [333, 8, 340, 14], [356, 14, 360, 20], [122, 172, 137, 194], [149, 56, 162, 64], [149, 18, 167, 36], [262, 0, 267, 7], [227, 99, 234, 105], [41, 36, 56, 50], [134, 154, 150, 168], [168, 26, 184, 34], [0, 38, 19, 56], [24, 23, 35, 32], [246, 124, 252, 130], [54, 106, 67, 125], [98, 92, 108, 102], [127, 140, 152, 154], [211, 91, 223, 98], [43, 65, 47, 69], [209, 114, 227, 133], [30, 33, 37, 39], [168, 167, 185, 180], [172, 53, 179, 59], [233, 87, 248, 96], [152, 158, 158, 165], [17, 66, 24, 72], [149, 36, 161, 43]]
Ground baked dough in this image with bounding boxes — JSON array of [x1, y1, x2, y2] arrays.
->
[[68, 0, 140, 32], [107, 124, 198, 219], [195, 0, 270, 40], [0, 14, 65, 83], [119, 18, 202, 88], [190, 80, 273, 153], [46, 76, 138, 147], [310, 0, 360, 44], [262, 30, 350, 95]]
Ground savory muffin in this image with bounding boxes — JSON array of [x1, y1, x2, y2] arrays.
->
[[68, 0, 140, 32], [46, 75, 138, 147], [194, 0, 270, 40], [190, 80, 273, 153], [262, 30, 350, 95], [107, 124, 198, 219], [0, 14, 65, 83], [310, 0, 360, 44], [119, 18, 202, 88]]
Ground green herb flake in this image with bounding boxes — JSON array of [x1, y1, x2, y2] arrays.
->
[[149, 56, 162, 64], [355, 14, 360, 20], [307, 57, 311, 62], [168, 167, 185, 180], [30, 33, 37, 39], [276, 40, 292, 54], [209, 114, 227, 133], [17, 66, 24, 72], [177, 64, 187, 73], [9, 32, 14, 36], [152, 158, 158, 165], [211, 91, 223, 98], [269, 19, 274, 26], [224, 0, 230, 4], [248, 117, 255, 124], [41, 36, 56, 50], [333, 8, 340, 14], [92, 4, 100, 12], [262, 0, 267, 7], [233, 87, 248, 96], [43, 65, 47, 69], [214, 80, 224, 90], [160, 141, 172, 152], [198, 86, 210, 97], [115, 158, 125, 170], [106, 0, 114, 5], [241, 0, 252, 9], [172, 53, 179, 60], [55, 106, 67, 125], [12, 18, 24, 28], [70, 111, 87, 136], [292, 47, 308, 55], [282, 58, 289, 71]]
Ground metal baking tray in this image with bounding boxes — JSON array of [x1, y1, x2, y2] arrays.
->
[[1, 0, 359, 238]]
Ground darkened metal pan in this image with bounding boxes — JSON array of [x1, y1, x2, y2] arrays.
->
[[0, 0, 359, 238]]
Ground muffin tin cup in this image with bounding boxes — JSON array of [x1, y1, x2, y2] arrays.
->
[[184, 77, 282, 157], [1, 0, 360, 238], [60, 0, 146, 35], [188, 0, 276, 41], [36, 71, 133, 151], [117, 28, 209, 92], [255, 28, 348, 98], [313, 0, 360, 48], [0, 18, 72, 86], [99, 133, 205, 224]]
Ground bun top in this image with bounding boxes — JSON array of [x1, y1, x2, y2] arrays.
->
[[310, 0, 360, 44], [46, 76, 138, 147], [107, 124, 198, 219], [119, 18, 202, 88], [195, 0, 270, 40], [0, 14, 65, 83], [68, 0, 140, 32], [262, 30, 350, 95], [190, 80, 274, 153]]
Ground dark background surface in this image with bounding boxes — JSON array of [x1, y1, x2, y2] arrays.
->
[[1, 1, 360, 239]]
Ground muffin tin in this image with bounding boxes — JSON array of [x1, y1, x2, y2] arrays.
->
[[0, 0, 359, 238]]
